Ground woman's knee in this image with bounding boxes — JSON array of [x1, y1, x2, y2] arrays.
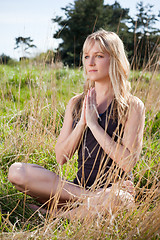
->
[[8, 162, 27, 186]]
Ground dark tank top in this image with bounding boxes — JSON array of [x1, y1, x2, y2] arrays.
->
[[73, 101, 125, 189]]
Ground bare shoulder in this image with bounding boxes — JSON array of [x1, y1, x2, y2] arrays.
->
[[67, 93, 83, 109], [123, 95, 145, 151], [65, 93, 83, 116], [128, 95, 145, 115]]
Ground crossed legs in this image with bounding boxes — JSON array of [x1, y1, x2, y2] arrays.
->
[[8, 162, 135, 218]]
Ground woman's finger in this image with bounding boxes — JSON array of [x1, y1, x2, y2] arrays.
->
[[87, 90, 91, 108], [81, 96, 86, 114], [92, 88, 97, 107]]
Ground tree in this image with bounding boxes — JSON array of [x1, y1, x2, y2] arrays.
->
[[130, 1, 160, 68], [52, 0, 131, 66], [0, 53, 12, 65], [14, 36, 37, 59], [132, 1, 159, 35]]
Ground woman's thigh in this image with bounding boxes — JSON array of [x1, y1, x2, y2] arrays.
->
[[8, 162, 86, 204]]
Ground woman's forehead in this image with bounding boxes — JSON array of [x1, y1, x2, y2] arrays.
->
[[83, 39, 104, 53]]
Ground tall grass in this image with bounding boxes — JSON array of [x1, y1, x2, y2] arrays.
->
[[0, 57, 159, 239]]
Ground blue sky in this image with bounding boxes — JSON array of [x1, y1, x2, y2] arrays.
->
[[0, 0, 159, 60]]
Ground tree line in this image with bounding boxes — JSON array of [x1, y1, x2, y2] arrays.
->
[[52, 0, 160, 69], [1, 0, 159, 68]]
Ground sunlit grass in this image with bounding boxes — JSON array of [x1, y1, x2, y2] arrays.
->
[[0, 59, 159, 239]]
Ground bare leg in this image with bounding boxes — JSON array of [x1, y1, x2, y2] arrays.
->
[[8, 163, 135, 219], [56, 187, 134, 220], [8, 162, 87, 207]]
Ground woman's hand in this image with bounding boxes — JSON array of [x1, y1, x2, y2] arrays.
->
[[86, 88, 99, 128], [79, 95, 87, 127]]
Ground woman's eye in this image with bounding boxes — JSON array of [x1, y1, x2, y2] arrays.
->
[[84, 56, 89, 59], [97, 55, 103, 58]]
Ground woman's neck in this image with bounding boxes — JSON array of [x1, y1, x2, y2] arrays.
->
[[95, 81, 114, 100], [94, 81, 114, 113]]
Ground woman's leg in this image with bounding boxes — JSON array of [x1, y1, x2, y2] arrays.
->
[[67, 181, 135, 219], [8, 163, 135, 218], [8, 162, 87, 206]]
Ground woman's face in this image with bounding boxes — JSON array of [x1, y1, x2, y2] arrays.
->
[[83, 41, 110, 83]]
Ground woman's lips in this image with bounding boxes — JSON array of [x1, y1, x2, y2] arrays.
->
[[89, 70, 97, 72]]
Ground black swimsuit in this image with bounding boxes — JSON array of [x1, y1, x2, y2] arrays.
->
[[73, 102, 125, 189]]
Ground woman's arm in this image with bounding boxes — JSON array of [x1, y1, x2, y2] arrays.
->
[[55, 95, 86, 165], [86, 89, 145, 173]]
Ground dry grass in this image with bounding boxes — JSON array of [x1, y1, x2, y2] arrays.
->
[[0, 56, 159, 239]]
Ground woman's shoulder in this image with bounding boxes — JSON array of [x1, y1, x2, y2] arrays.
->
[[128, 94, 145, 113], [124, 95, 145, 136], [67, 93, 83, 109]]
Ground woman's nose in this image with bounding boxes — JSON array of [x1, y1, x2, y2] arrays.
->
[[89, 56, 95, 66]]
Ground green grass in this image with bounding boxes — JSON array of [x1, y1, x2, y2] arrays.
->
[[0, 61, 159, 239]]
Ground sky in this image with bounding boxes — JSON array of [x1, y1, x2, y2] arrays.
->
[[0, 0, 159, 60]]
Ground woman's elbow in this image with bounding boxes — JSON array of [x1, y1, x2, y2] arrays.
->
[[123, 163, 134, 173], [55, 143, 70, 165], [55, 148, 67, 165], [57, 159, 65, 165], [55, 151, 63, 165], [122, 164, 132, 173], [56, 156, 67, 165], [55, 144, 62, 163], [120, 149, 137, 173], [123, 154, 138, 173]]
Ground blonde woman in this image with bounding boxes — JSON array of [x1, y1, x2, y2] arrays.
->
[[8, 29, 145, 216]]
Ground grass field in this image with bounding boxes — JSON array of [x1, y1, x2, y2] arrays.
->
[[0, 60, 159, 239]]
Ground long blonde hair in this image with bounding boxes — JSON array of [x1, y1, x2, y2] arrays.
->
[[73, 29, 131, 123]]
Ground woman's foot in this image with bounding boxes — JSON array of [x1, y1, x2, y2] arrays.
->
[[28, 203, 47, 215]]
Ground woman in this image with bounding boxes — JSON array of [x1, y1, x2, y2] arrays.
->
[[8, 29, 145, 216]]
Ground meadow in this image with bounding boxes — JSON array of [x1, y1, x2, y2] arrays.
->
[[0, 58, 159, 239]]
